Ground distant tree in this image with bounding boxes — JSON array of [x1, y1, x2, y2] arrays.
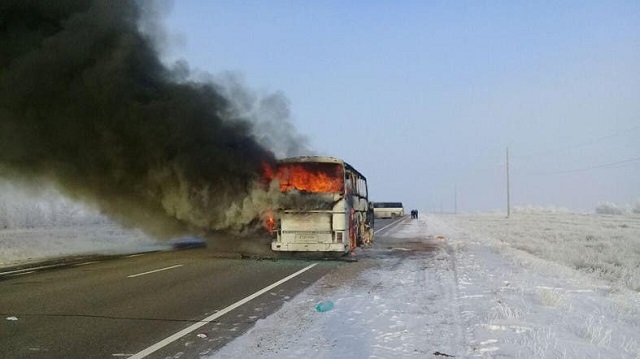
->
[[595, 201, 624, 215]]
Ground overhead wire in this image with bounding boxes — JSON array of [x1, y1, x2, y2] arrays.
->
[[508, 123, 640, 175], [528, 156, 640, 175], [513, 124, 640, 159]]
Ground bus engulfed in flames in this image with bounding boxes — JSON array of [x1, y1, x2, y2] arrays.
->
[[260, 160, 345, 233], [260, 156, 373, 255]]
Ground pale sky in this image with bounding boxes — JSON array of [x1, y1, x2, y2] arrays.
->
[[160, 1, 639, 212]]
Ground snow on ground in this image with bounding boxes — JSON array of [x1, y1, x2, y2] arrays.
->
[[0, 223, 162, 267], [206, 213, 640, 358], [0, 183, 162, 267]]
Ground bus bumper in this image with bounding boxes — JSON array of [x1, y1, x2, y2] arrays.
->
[[271, 242, 349, 252]]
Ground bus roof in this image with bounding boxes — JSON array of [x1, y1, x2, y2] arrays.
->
[[277, 156, 366, 180], [278, 156, 343, 165]]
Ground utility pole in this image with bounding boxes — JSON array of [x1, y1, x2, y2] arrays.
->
[[454, 184, 458, 214], [506, 146, 511, 218]]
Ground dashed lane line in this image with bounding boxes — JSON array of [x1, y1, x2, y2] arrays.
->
[[127, 264, 184, 278], [128, 263, 318, 359], [374, 216, 407, 234]]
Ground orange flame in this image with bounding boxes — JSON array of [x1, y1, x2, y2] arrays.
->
[[262, 162, 344, 193], [263, 209, 277, 233]]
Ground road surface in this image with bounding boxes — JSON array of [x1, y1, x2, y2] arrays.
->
[[0, 217, 405, 358]]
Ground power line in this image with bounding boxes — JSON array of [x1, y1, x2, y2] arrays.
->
[[529, 156, 640, 175], [514, 124, 640, 159]]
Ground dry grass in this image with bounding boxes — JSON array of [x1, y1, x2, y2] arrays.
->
[[536, 288, 565, 308], [446, 212, 640, 291]]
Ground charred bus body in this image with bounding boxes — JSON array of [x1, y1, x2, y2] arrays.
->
[[263, 156, 373, 254]]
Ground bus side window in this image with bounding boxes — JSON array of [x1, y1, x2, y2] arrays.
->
[[345, 171, 353, 194], [359, 178, 367, 197], [349, 173, 356, 195]]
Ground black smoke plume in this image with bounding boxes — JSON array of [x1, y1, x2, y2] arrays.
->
[[0, 1, 298, 237]]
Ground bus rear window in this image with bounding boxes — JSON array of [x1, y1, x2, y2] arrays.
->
[[374, 202, 404, 208], [264, 162, 344, 193]]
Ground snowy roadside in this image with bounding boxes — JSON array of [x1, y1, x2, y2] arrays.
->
[[0, 184, 165, 269], [205, 214, 640, 358], [0, 223, 163, 268]]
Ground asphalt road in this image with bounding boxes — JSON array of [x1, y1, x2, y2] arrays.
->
[[0, 217, 405, 358]]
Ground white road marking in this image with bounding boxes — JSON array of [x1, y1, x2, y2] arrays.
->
[[126, 254, 144, 258], [128, 263, 318, 359], [374, 217, 406, 234], [0, 264, 62, 276], [127, 265, 183, 278], [9, 271, 35, 277], [75, 261, 99, 267]]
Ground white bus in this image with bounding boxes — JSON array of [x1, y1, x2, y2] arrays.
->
[[263, 156, 373, 254], [372, 202, 405, 219]]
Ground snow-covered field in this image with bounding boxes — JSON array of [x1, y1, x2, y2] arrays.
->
[[207, 212, 640, 358], [0, 185, 160, 267], [0, 224, 161, 267]]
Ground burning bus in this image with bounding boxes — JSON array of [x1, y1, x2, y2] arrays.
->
[[262, 156, 373, 254]]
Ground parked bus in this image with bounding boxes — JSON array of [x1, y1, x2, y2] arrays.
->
[[262, 156, 373, 254], [372, 202, 405, 219]]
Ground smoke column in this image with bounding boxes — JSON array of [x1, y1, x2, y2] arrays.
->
[[0, 0, 295, 237]]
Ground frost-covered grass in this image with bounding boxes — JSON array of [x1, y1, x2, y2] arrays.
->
[[0, 182, 107, 230], [0, 183, 159, 267], [489, 302, 524, 321], [0, 225, 159, 267], [429, 213, 640, 358], [446, 211, 640, 291], [578, 316, 613, 347], [536, 287, 565, 308], [594, 200, 640, 215]]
